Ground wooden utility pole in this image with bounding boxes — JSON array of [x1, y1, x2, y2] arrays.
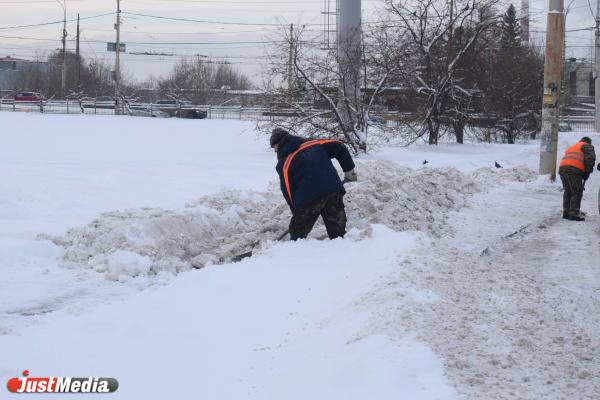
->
[[539, 0, 565, 180], [114, 0, 122, 115]]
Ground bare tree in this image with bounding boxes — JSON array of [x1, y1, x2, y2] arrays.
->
[[79, 58, 114, 97], [442, 83, 475, 143], [259, 24, 394, 153], [156, 57, 252, 104], [385, 0, 499, 144]]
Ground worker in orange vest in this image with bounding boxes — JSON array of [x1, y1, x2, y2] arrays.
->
[[558, 137, 596, 221]]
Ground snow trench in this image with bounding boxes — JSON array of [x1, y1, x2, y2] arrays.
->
[[43, 161, 535, 280]]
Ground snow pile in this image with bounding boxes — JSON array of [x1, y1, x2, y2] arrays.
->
[[103, 250, 153, 280], [345, 160, 478, 234], [472, 164, 537, 184], [50, 190, 286, 277], [47, 161, 531, 279]]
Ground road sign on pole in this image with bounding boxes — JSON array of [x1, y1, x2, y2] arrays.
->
[[107, 42, 126, 52]]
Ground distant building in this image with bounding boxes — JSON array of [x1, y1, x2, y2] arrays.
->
[[566, 59, 594, 101], [0, 56, 48, 90], [563, 59, 594, 115]]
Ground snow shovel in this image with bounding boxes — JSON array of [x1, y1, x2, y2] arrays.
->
[[230, 228, 290, 262]]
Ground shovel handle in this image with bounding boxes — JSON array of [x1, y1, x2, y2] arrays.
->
[[277, 229, 290, 241]]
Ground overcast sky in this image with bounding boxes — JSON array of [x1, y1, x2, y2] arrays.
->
[[0, 0, 595, 85]]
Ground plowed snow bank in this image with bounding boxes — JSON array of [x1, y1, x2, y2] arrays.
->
[[44, 161, 535, 279]]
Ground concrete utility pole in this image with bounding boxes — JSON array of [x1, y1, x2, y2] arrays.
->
[[114, 0, 122, 115], [288, 23, 294, 101], [55, 0, 67, 99], [448, 0, 454, 64], [76, 13, 80, 86], [337, 0, 361, 132], [595, 0, 600, 132], [539, 0, 565, 180]]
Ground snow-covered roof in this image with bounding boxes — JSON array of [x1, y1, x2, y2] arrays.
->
[[0, 56, 29, 62]]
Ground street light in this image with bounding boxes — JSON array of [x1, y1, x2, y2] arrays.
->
[[55, 0, 67, 99]]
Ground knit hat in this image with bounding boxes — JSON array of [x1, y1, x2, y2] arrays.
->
[[270, 128, 290, 148], [581, 136, 592, 144]]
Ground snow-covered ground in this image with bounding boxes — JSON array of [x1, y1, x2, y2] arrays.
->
[[1, 112, 599, 399]]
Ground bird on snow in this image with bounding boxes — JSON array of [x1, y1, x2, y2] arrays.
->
[[495, 161, 503, 168]]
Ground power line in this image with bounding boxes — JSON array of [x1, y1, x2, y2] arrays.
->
[[122, 11, 293, 26], [530, 26, 594, 33], [0, 33, 285, 45], [0, 0, 82, 3], [84, 27, 277, 35], [125, 0, 323, 3], [0, 12, 115, 31]]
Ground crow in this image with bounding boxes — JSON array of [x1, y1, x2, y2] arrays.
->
[[495, 161, 503, 168]]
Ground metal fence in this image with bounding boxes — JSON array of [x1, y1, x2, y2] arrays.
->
[[559, 116, 595, 133], [0, 99, 316, 122], [201, 106, 278, 121], [0, 99, 116, 115], [2, 99, 598, 134]]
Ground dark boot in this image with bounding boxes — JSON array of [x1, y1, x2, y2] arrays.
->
[[567, 211, 585, 221], [562, 210, 569, 219]]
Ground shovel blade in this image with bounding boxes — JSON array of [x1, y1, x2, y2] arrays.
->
[[231, 250, 253, 263]]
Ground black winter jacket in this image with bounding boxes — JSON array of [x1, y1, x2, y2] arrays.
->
[[275, 135, 355, 210]]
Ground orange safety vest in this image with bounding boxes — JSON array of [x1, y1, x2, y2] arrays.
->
[[559, 141, 586, 172], [283, 139, 340, 206]]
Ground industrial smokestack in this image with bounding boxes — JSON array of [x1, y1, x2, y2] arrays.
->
[[337, 0, 362, 131], [520, 0, 530, 43]]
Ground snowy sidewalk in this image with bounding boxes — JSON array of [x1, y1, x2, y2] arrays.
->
[[387, 178, 600, 400]]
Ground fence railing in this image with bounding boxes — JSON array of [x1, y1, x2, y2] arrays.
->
[[0, 99, 317, 121], [559, 116, 595, 133], [1, 99, 597, 134]]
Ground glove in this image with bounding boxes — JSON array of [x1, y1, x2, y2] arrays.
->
[[344, 169, 357, 182], [583, 172, 590, 180]]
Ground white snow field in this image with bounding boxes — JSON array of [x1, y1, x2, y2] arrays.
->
[[1, 112, 599, 399]]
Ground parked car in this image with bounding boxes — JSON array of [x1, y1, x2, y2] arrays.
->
[[183, 108, 208, 119], [89, 96, 115, 109], [5, 91, 42, 101], [558, 122, 572, 132], [156, 99, 192, 106], [368, 115, 386, 125], [129, 106, 170, 118], [155, 100, 207, 119]]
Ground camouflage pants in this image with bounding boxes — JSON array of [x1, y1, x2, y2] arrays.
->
[[289, 191, 347, 240], [559, 169, 584, 214]]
